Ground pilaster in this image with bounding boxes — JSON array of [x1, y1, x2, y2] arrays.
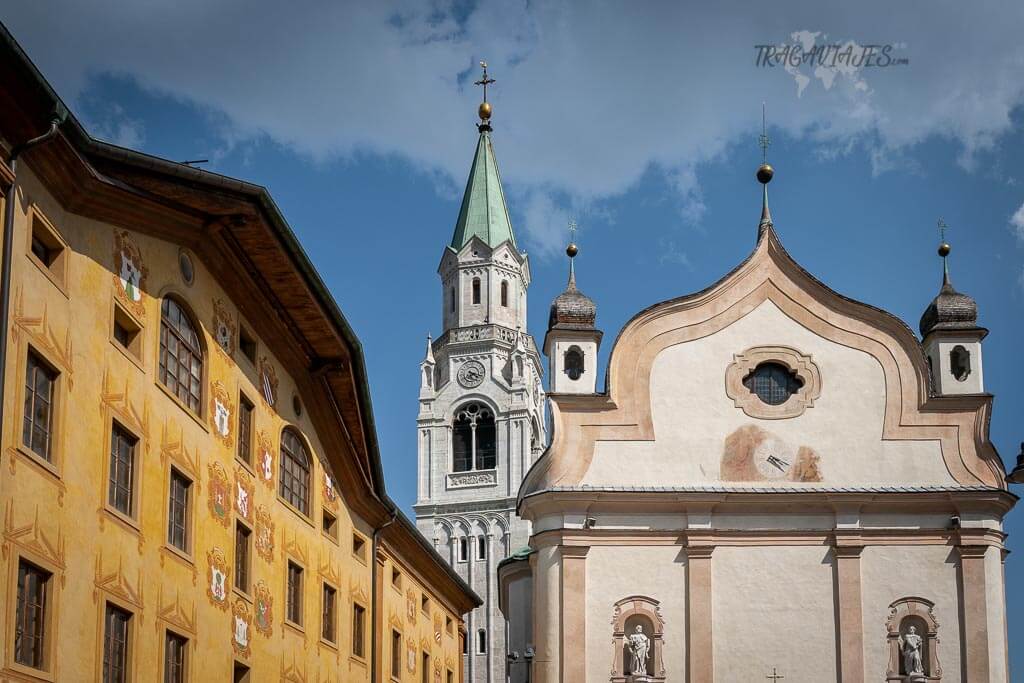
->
[[685, 545, 714, 683], [957, 544, 991, 681], [833, 544, 865, 682], [559, 545, 589, 683]]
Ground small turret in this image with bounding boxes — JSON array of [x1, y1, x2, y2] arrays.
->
[[544, 235, 602, 394], [919, 232, 986, 395]]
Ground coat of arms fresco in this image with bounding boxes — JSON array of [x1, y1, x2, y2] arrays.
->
[[256, 431, 274, 488], [212, 299, 235, 356], [406, 639, 417, 674], [253, 580, 274, 637], [258, 357, 278, 408], [206, 548, 229, 609], [406, 588, 417, 624], [232, 598, 252, 658], [322, 467, 339, 510], [210, 380, 233, 447], [255, 504, 275, 562], [113, 230, 148, 316], [235, 468, 254, 522], [208, 461, 231, 527]]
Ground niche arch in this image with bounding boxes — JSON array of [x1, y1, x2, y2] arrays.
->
[[885, 597, 941, 681], [609, 596, 665, 682]]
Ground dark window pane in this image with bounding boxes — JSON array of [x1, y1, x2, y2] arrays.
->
[[237, 396, 254, 464], [287, 562, 303, 625], [352, 604, 365, 657], [159, 298, 203, 413], [15, 560, 49, 669], [108, 425, 137, 516], [743, 362, 803, 406], [167, 470, 190, 552], [279, 430, 310, 514], [103, 604, 131, 683], [22, 352, 56, 461], [234, 525, 250, 593], [164, 632, 187, 683], [321, 584, 336, 642]]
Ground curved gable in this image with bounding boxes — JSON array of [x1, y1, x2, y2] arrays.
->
[[521, 227, 1004, 499]]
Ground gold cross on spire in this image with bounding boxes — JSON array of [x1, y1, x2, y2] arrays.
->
[[568, 219, 578, 244], [759, 102, 771, 164], [938, 218, 948, 244], [475, 61, 496, 102]]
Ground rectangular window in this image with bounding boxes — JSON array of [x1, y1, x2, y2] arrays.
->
[[322, 510, 338, 541], [234, 524, 251, 594], [112, 303, 142, 359], [23, 351, 57, 462], [233, 661, 250, 683], [321, 584, 336, 643], [236, 394, 254, 465], [390, 630, 401, 680], [164, 631, 187, 683], [102, 603, 131, 683], [353, 533, 366, 561], [421, 653, 430, 683], [286, 561, 303, 625], [392, 567, 402, 590], [476, 629, 486, 654], [421, 594, 430, 614], [445, 615, 453, 635], [447, 671, 454, 683], [458, 537, 468, 562], [477, 536, 487, 560], [238, 326, 257, 366], [15, 559, 50, 670], [28, 212, 65, 285], [108, 423, 137, 516], [167, 469, 191, 553], [352, 603, 366, 658]]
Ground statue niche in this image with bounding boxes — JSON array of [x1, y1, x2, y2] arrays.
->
[[610, 596, 665, 682], [885, 597, 941, 681]]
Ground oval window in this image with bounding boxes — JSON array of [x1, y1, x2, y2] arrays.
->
[[742, 362, 804, 406]]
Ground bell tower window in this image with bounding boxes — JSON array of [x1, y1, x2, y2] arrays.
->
[[950, 345, 971, 381], [471, 278, 481, 305], [500, 281, 508, 307], [451, 403, 496, 472], [564, 346, 585, 381], [450, 286, 455, 313]]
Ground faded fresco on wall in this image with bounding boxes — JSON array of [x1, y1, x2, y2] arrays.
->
[[720, 424, 822, 482]]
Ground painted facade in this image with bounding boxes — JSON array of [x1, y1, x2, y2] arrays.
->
[[499, 175, 1015, 682], [0, 26, 477, 683], [413, 99, 547, 683]]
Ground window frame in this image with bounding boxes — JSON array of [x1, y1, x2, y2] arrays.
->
[[390, 629, 402, 682], [166, 466, 193, 557], [285, 560, 304, 629], [477, 536, 487, 561], [156, 295, 205, 419], [451, 402, 497, 473], [15, 344, 64, 479], [457, 537, 468, 563], [352, 533, 368, 564], [278, 428, 312, 518], [322, 509, 339, 544], [25, 205, 68, 295], [11, 557, 54, 676], [101, 601, 134, 683], [106, 420, 141, 525], [21, 348, 59, 466], [236, 392, 255, 468], [110, 299, 145, 369], [233, 521, 253, 597], [476, 628, 487, 654], [320, 582, 338, 646], [500, 280, 509, 307], [162, 629, 189, 683], [351, 602, 367, 660], [471, 277, 481, 305]]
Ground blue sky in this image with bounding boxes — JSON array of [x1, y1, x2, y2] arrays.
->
[[5, 1, 1024, 673]]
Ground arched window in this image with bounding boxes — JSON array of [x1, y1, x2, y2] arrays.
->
[[500, 281, 508, 307], [950, 345, 971, 381], [564, 346, 585, 380], [279, 429, 311, 515], [476, 629, 487, 654], [471, 278, 481, 305], [451, 403, 496, 472], [159, 297, 203, 413], [449, 286, 456, 313], [742, 362, 803, 406]]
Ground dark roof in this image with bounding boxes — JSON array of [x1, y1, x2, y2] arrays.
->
[[919, 279, 980, 337]]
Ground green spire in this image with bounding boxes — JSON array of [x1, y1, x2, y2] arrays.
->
[[450, 128, 517, 250]]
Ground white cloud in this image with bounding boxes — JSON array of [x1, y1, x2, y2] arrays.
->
[[1012, 202, 1024, 242], [4, 1, 1024, 254]]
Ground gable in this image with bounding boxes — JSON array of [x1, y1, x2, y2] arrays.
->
[[522, 228, 1004, 498]]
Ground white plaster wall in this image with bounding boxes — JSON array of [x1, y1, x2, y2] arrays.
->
[[583, 300, 953, 487], [585, 545, 687, 682], [925, 335, 984, 395], [860, 545, 961, 681], [549, 338, 599, 394], [713, 545, 837, 681]]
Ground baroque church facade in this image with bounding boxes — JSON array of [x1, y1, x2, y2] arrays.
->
[[499, 163, 1016, 682], [414, 83, 547, 683]]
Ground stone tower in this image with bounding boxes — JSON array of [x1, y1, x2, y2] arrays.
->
[[413, 68, 546, 683]]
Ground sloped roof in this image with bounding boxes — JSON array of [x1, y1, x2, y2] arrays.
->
[[450, 129, 516, 250]]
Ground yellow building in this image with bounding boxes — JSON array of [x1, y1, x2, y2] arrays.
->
[[0, 24, 479, 683]]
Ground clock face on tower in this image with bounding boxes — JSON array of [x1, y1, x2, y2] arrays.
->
[[751, 434, 796, 481], [457, 360, 486, 388]]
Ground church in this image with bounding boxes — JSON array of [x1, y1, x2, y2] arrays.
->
[[495, 124, 1016, 680]]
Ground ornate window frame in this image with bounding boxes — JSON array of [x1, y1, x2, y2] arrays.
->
[[885, 597, 941, 681], [725, 345, 822, 419], [609, 596, 665, 682]]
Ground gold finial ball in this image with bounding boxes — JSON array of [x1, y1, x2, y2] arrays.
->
[[938, 242, 951, 257], [478, 101, 492, 121], [756, 163, 774, 184], [566, 242, 578, 258]]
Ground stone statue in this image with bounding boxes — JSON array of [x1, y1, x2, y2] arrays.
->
[[626, 625, 650, 675], [899, 625, 925, 675]]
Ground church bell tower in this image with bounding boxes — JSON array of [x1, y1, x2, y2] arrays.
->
[[413, 63, 546, 683]]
